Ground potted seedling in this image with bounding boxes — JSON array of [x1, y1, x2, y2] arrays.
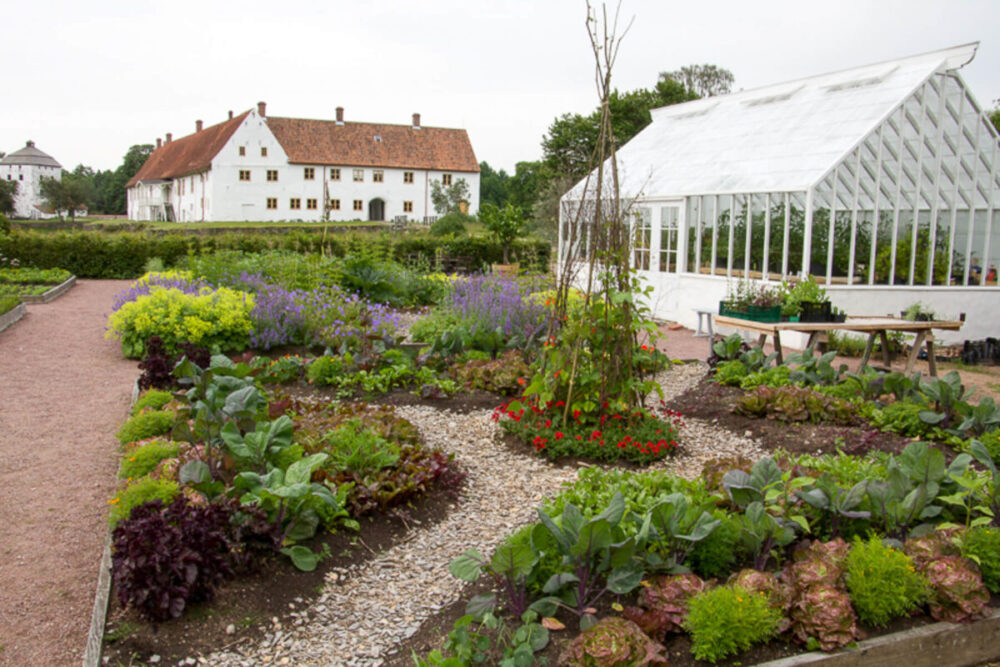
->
[[902, 302, 935, 322], [749, 285, 783, 322], [781, 276, 830, 322]]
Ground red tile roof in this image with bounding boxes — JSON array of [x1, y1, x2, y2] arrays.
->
[[266, 117, 479, 173], [126, 111, 251, 187]]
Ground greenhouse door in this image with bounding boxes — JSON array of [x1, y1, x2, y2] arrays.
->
[[657, 203, 682, 273]]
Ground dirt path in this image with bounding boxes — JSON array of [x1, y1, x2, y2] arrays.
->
[[0, 280, 136, 667]]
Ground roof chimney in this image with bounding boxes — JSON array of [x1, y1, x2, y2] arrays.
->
[[412, 113, 421, 129], [26, 140, 35, 148], [257, 101, 267, 117], [156, 137, 162, 149], [228, 110, 233, 120], [336, 106, 344, 125], [166, 133, 172, 143], [196, 119, 203, 132]]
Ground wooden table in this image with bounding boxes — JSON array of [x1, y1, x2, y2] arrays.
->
[[713, 315, 963, 376]]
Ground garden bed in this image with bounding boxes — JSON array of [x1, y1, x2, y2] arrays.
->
[[19, 274, 76, 303], [101, 490, 455, 665], [0, 300, 25, 333]]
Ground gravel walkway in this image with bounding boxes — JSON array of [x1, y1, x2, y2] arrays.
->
[[0, 280, 136, 667], [203, 361, 765, 667]]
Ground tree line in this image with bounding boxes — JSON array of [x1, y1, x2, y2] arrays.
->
[[0, 144, 152, 219], [478, 64, 734, 239]]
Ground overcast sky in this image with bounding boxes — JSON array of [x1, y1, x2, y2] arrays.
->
[[3, 0, 999, 174]]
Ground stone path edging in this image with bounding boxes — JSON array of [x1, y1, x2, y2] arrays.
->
[[21, 275, 77, 304], [0, 301, 26, 332], [82, 379, 139, 667]]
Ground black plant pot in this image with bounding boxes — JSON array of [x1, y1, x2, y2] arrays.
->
[[799, 301, 832, 323]]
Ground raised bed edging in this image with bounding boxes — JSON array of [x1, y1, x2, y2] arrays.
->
[[83, 379, 139, 667], [20, 275, 76, 304], [0, 302, 26, 333], [758, 608, 1000, 667]]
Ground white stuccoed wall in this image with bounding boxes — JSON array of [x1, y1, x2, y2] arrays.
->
[[1, 163, 61, 219]]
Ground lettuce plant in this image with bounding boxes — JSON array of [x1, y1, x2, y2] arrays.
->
[[923, 556, 991, 623], [558, 616, 667, 667], [622, 573, 705, 640], [789, 585, 859, 651]]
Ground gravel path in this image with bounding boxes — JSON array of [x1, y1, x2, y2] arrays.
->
[[0, 280, 136, 667], [203, 361, 765, 667]]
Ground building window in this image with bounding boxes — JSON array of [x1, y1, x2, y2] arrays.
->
[[330, 168, 341, 181], [239, 146, 246, 156], [373, 169, 384, 183], [353, 169, 364, 182], [403, 171, 414, 184], [261, 147, 268, 157], [353, 199, 363, 211], [304, 167, 315, 180], [19, 174, 23, 181], [290, 198, 301, 210], [306, 198, 317, 210], [442, 173, 453, 186], [329, 199, 341, 210], [403, 201, 413, 213], [266, 198, 277, 210], [239, 170, 251, 181], [267, 170, 278, 182]]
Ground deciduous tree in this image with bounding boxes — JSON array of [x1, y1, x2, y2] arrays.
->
[[430, 177, 471, 215], [40, 172, 93, 221], [661, 64, 735, 97], [0, 179, 17, 214]]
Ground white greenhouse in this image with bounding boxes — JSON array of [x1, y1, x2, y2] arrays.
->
[[560, 43, 1000, 344]]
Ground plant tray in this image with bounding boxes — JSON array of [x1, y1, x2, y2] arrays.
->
[[799, 301, 832, 323]]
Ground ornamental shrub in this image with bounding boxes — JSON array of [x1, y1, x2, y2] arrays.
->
[[684, 585, 782, 663], [117, 410, 175, 446], [964, 526, 1000, 593], [844, 535, 928, 627], [106, 285, 254, 358], [119, 439, 180, 480], [429, 212, 471, 237], [107, 476, 180, 529], [131, 389, 174, 416]]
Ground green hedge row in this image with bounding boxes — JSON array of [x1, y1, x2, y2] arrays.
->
[[0, 230, 551, 279]]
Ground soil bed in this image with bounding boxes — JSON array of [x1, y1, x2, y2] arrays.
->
[[102, 490, 457, 665], [664, 375, 914, 458]]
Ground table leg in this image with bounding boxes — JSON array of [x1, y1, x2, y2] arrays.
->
[[859, 333, 876, 372], [806, 332, 820, 350], [905, 330, 927, 375], [926, 335, 937, 377], [878, 331, 892, 365], [773, 330, 783, 364], [758, 334, 768, 348]]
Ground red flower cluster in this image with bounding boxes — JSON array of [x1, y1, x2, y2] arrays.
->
[[493, 396, 683, 464]]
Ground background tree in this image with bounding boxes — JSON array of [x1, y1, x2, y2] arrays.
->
[[0, 179, 17, 214], [479, 202, 525, 264], [989, 98, 1000, 135], [40, 171, 93, 222], [661, 64, 735, 97], [479, 161, 510, 208], [100, 144, 154, 215], [430, 177, 471, 215]]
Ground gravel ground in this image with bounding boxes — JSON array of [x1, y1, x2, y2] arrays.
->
[[201, 361, 766, 667]]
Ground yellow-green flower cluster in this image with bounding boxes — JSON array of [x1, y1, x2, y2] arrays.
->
[[107, 285, 255, 358]]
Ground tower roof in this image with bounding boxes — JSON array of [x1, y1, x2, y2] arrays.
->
[[0, 141, 62, 168]]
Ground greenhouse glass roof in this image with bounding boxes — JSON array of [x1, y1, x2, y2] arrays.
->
[[569, 42, 982, 200]]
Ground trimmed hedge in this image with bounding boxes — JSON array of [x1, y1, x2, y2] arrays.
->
[[0, 230, 551, 279]]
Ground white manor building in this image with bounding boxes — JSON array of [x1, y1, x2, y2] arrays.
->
[[0, 141, 62, 219], [127, 103, 480, 223]]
